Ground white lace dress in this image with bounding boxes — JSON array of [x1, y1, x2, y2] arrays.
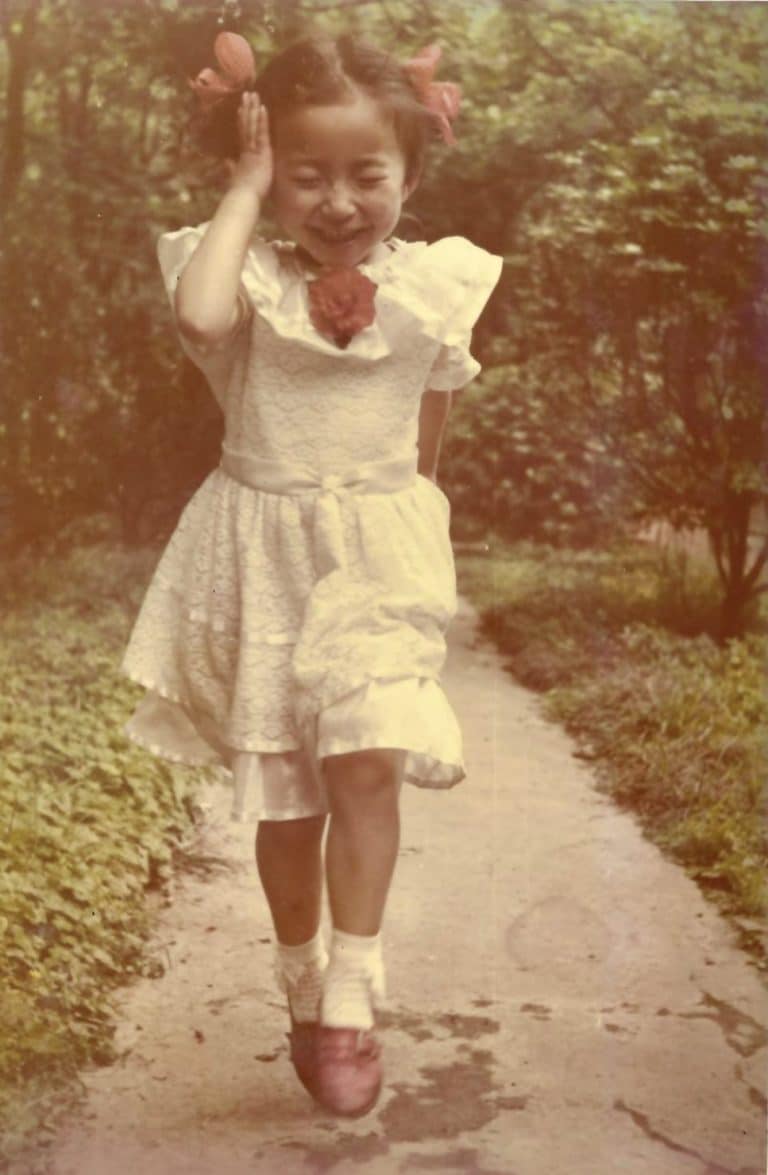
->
[[121, 222, 502, 821]]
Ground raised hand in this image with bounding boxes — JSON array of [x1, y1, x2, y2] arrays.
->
[[226, 92, 273, 200]]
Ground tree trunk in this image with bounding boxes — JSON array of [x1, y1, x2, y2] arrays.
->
[[710, 493, 758, 642], [717, 577, 751, 642], [0, 0, 41, 215]]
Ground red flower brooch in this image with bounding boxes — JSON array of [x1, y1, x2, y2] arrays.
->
[[308, 267, 378, 349]]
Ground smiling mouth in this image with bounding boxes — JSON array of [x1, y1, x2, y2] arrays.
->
[[314, 228, 364, 244]]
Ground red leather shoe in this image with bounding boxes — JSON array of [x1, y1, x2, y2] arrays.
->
[[315, 1026, 382, 1118], [287, 1016, 320, 1099]]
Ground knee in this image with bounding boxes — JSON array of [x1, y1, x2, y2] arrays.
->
[[256, 814, 326, 855], [324, 749, 404, 809]]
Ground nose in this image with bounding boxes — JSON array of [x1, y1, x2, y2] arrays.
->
[[321, 182, 357, 219]]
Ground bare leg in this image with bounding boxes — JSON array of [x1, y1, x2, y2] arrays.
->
[[324, 749, 405, 936], [255, 814, 327, 945]]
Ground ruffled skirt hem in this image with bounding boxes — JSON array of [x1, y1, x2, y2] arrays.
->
[[123, 675, 464, 823]]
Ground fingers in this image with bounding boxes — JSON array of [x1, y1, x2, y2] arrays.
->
[[237, 91, 269, 153], [258, 102, 270, 150]]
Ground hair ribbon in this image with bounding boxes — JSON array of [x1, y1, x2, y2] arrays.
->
[[189, 33, 460, 147], [402, 44, 461, 145], [189, 31, 256, 109]]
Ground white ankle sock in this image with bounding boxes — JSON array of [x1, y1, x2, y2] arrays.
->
[[320, 928, 386, 1031], [275, 929, 328, 1024]]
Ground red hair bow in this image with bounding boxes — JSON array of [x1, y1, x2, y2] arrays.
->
[[402, 44, 461, 146], [189, 31, 256, 109]]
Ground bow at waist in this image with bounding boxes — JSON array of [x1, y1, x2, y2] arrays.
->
[[219, 447, 418, 496], [219, 448, 419, 574]]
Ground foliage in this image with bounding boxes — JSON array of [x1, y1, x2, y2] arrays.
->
[[0, 543, 202, 1163], [440, 0, 768, 637], [0, 0, 235, 550], [443, 368, 632, 547], [457, 543, 768, 927], [0, 0, 765, 637]]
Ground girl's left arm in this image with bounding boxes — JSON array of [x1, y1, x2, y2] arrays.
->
[[417, 389, 454, 482]]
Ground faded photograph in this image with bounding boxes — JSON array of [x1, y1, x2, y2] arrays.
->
[[1, 1, 765, 1172]]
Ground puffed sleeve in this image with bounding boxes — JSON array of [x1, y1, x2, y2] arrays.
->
[[413, 237, 503, 392], [426, 335, 480, 392], [425, 237, 502, 390], [156, 222, 252, 405]]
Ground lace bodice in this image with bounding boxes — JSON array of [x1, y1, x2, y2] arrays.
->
[[156, 225, 503, 472]]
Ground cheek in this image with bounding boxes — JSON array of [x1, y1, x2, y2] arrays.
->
[[271, 183, 312, 222], [366, 182, 404, 215]]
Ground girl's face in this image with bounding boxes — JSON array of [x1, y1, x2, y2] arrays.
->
[[269, 92, 417, 270]]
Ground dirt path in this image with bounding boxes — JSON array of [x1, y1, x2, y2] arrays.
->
[[44, 599, 766, 1175]]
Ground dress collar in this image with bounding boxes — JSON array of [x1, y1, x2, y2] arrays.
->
[[238, 233, 492, 363], [275, 239, 404, 283]]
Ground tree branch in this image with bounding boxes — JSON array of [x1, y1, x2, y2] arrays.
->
[[519, 16, 637, 138]]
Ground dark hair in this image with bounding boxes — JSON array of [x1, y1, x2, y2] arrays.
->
[[195, 33, 433, 185]]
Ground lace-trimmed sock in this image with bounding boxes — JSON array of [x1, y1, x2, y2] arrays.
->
[[320, 928, 386, 1031], [275, 930, 328, 1024]]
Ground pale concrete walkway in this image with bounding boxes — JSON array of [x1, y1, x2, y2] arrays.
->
[[46, 600, 766, 1175]]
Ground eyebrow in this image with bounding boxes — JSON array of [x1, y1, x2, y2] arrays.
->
[[287, 155, 388, 167]]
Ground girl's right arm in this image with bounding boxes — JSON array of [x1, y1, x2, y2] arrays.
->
[[175, 94, 273, 350]]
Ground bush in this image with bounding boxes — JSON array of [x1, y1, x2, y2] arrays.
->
[[442, 372, 635, 548], [0, 543, 201, 1160]]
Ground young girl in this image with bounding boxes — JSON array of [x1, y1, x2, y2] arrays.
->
[[122, 30, 501, 1118]]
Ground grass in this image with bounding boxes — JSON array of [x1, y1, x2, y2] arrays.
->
[[0, 542, 205, 1167], [456, 538, 767, 959]]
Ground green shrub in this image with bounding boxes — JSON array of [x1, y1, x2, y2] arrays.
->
[[0, 543, 201, 1160], [442, 372, 634, 549]]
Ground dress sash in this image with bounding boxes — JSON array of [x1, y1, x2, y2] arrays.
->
[[219, 446, 419, 574]]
